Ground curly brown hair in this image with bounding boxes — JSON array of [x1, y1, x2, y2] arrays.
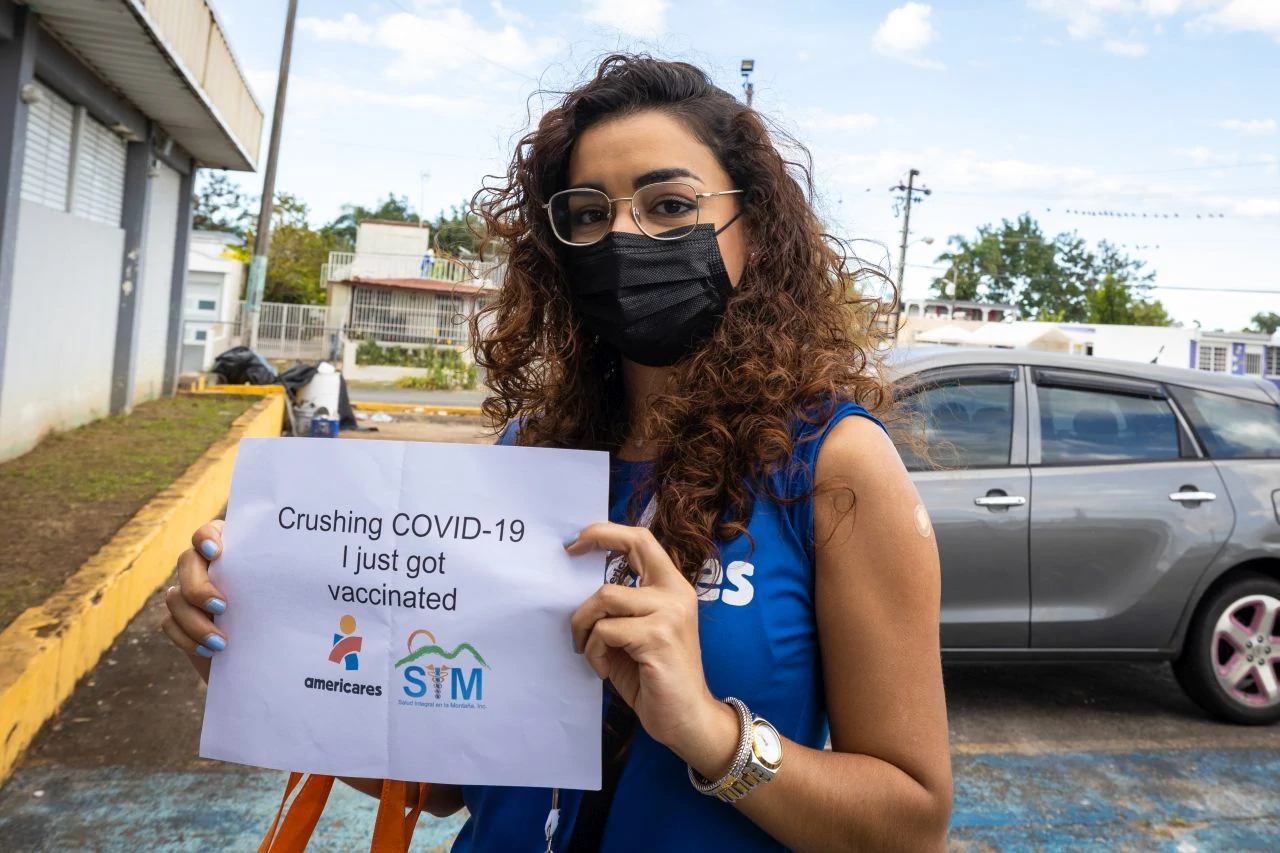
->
[[472, 54, 894, 581]]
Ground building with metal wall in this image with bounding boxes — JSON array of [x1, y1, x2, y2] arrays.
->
[[0, 0, 261, 462]]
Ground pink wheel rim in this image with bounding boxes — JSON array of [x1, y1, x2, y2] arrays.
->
[[1212, 593, 1280, 708]]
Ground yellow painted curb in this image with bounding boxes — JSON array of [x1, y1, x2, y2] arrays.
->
[[181, 387, 484, 417], [180, 385, 283, 397], [0, 395, 285, 785], [350, 401, 484, 416]]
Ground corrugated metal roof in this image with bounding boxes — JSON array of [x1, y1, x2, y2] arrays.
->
[[26, 0, 258, 170]]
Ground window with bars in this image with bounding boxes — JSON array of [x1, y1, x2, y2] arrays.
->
[[1197, 344, 1228, 373], [435, 296, 464, 342], [1266, 347, 1280, 377], [1244, 352, 1263, 376]]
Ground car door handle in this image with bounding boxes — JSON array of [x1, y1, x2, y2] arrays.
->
[[974, 495, 1027, 507], [1169, 491, 1217, 503]]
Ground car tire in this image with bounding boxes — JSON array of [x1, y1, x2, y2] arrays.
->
[[1173, 572, 1280, 725]]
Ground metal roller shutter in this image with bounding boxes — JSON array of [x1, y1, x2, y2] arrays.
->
[[20, 80, 75, 210], [71, 115, 126, 226]]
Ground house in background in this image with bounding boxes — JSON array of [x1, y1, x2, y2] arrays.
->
[[183, 229, 246, 374], [323, 220, 501, 381], [0, 0, 261, 462]]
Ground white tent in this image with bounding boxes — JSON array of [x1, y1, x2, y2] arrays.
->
[[913, 325, 974, 346], [965, 324, 1073, 352]]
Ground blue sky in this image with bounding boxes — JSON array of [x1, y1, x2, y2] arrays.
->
[[211, 0, 1279, 330]]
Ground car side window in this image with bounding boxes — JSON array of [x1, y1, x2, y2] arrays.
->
[[897, 381, 1015, 470], [1172, 388, 1280, 459], [1037, 385, 1181, 464]]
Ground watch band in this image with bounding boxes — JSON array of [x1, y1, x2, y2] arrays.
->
[[687, 697, 753, 796], [687, 697, 782, 803]]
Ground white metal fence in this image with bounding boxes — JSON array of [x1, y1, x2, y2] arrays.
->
[[347, 287, 481, 347], [324, 251, 501, 286]]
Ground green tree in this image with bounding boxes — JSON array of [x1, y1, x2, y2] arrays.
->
[[431, 202, 488, 257], [1247, 311, 1280, 335], [323, 193, 420, 250], [192, 170, 250, 236], [230, 193, 338, 304], [933, 214, 1170, 326]]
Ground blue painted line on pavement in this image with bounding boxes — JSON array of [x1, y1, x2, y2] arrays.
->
[[2, 748, 1278, 851], [0, 768, 467, 852], [951, 748, 1280, 852]]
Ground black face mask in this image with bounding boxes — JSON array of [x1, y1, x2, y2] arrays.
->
[[565, 222, 739, 367]]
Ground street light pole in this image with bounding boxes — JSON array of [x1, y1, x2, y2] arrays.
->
[[741, 59, 755, 107], [245, 0, 298, 351]]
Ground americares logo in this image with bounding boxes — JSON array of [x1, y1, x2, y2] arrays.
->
[[302, 613, 381, 697], [329, 614, 362, 670], [397, 629, 490, 708]]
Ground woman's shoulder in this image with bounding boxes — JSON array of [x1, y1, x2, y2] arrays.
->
[[791, 398, 888, 460]]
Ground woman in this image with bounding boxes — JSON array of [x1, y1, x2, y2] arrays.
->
[[162, 55, 952, 852]]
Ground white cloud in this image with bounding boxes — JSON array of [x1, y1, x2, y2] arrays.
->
[[1217, 118, 1277, 135], [873, 3, 945, 69], [298, 13, 374, 44], [1033, 0, 1280, 44], [296, 8, 561, 86], [1104, 38, 1150, 55], [490, 1, 528, 26], [796, 109, 880, 133], [582, 0, 669, 38], [1233, 198, 1280, 217], [1192, 0, 1280, 41]]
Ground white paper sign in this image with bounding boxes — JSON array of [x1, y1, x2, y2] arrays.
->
[[199, 437, 608, 790]]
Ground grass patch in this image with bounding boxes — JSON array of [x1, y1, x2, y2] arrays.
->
[[0, 396, 255, 630]]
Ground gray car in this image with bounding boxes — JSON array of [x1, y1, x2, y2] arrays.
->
[[890, 347, 1280, 724]]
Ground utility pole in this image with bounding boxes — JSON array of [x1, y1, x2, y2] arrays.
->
[[245, 0, 299, 351], [741, 59, 755, 107], [888, 168, 931, 341]]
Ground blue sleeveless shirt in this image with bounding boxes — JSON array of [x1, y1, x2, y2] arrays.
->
[[452, 402, 883, 852]]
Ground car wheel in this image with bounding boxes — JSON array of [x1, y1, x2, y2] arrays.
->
[[1173, 572, 1280, 725]]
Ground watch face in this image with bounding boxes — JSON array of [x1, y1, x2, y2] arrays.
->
[[753, 721, 783, 766]]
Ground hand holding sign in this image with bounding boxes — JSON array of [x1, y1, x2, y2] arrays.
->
[[567, 523, 740, 783], [196, 438, 608, 790]]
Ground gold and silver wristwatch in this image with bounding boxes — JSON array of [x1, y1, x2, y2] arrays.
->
[[687, 697, 784, 803]]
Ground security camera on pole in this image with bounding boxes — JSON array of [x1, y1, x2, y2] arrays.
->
[[245, 0, 298, 351]]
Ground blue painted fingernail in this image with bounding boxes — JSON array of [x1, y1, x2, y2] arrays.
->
[[563, 536, 577, 550], [196, 645, 215, 658], [200, 540, 218, 559], [205, 598, 227, 615], [204, 634, 226, 652]]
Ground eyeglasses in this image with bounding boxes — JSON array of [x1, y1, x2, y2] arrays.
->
[[544, 181, 744, 247]]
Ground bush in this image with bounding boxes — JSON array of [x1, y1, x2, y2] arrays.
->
[[357, 341, 476, 390]]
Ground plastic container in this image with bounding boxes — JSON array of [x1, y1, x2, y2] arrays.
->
[[298, 362, 341, 438], [299, 362, 341, 414]]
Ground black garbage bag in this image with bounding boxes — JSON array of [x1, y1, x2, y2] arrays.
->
[[212, 346, 277, 385], [277, 362, 364, 431]]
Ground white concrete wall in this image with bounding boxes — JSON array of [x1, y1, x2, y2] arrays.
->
[[0, 201, 124, 461], [188, 230, 245, 324], [355, 221, 430, 257], [133, 162, 182, 405], [1058, 324, 1195, 369]]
